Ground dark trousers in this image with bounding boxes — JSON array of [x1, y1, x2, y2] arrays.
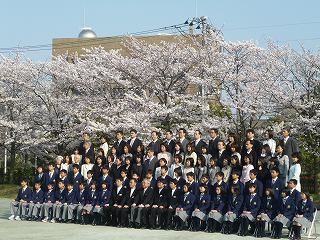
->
[[120, 207, 130, 227], [140, 207, 151, 227], [149, 207, 166, 228]]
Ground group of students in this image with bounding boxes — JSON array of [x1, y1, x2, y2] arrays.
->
[[8, 127, 314, 240]]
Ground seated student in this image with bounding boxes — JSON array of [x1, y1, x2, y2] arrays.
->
[[133, 178, 154, 229], [165, 179, 182, 230], [186, 172, 199, 196], [92, 181, 111, 226], [121, 178, 139, 228], [155, 158, 168, 180], [84, 170, 94, 189], [229, 170, 244, 195], [287, 179, 302, 206], [9, 178, 32, 221], [173, 183, 196, 231], [272, 189, 296, 239], [149, 179, 169, 229], [255, 188, 278, 238], [207, 186, 227, 233], [190, 184, 211, 231], [67, 182, 87, 224], [173, 168, 186, 191], [131, 172, 142, 190], [145, 170, 157, 189], [61, 182, 77, 223], [81, 181, 99, 225], [244, 169, 263, 198], [51, 181, 66, 223], [41, 183, 56, 222], [208, 158, 220, 186], [266, 167, 285, 200], [169, 155, 184, 179], [222, 186, 244, 234], [238, 183, 261, 236], [157, 166, 172, 188], [71, 164, 84, 192], [98, 165, 113, 192], [212, 172, 228, 196], [121, 169, 130, 190], [34, 166, 45, 190], [25, 182, 44, 221], [291, 191, 315, 240], [109, 178, 126, 227]]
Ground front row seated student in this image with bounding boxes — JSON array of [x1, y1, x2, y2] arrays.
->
[[271, 189, 296, 239], [237, 183, 261, 236], [61, 182, 77, 222], [25, 181, 44, 220], [81, 181, 99, 225], [165, 179, 182, 230], [190, 184, 210, 231], [41, 183, 56, 222], [207, 186, 227, 233], [50, 181, 66, 223], [254, 188, 278, 238], [221, 185, 244, 234], [9, 179, 33, 221], [173, 183, 196, 231], [92, 181, 111, 226], [290, 191, 315, 240]]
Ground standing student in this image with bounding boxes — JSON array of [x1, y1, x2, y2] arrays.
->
[[142, 148, 157, 178], [221, 157, 232, 183], [288, 152, 302, 192], [272, 189, 296, 239], [99, 134, 109, 158], [280, 128, 299, 166], [208, 158, 220, 186], [194, 155, 208, 183], [147, 131, 161, 155], [92, 156, 104, 181], [92, 181, 111, 226], [212, 172, 229, 195], [34, 166, 45, 190], [263, 129, 276, 156], [174, 168, 186, 191], [44, 162, 58, 189], [109, 178, 126, 227], [238, 184, 261, 236], [244, 169, 263, 198], [240, 129, 262, 160], [158, 143, 172, 166], [81, 156, 94, 180], [217, 141, 228, 168], [127, 129, 143, 156], [173, 142, 185, 163], [185, 144, 197, 167], [25, 182, 44, 221], [266, 167, 285, 200], [40, 183, 56, 222], [291, 191, 315, 240], [113, 130, 127, 157], [192, 130, 207, 157], [183, 158, 195, 180], [174, 183, 196, 231], [71, 164, 83, 192], [163, 130, 176, 155], [164, 179, 182, 230], [275, 145, 290, 184], [255, 188, 278, 238], [222, 186, 244, 234], [177, 128, 189, 153], [207, 186, 227, 233], [226, 133, 239, 158], [287, 179, 302, 206], [190, 184, 210, 231], [9, 179, 32, 221], [131, 154, 144, 180], [81, 181, 99, 225], [229, 170, 244, 195], [186, 172, 199, 196]]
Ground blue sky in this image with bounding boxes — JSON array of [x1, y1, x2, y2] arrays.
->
[[1, 0, 320, 61]]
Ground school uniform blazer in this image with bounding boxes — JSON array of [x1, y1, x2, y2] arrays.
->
[[113, 139, 127, 157], [139, 187, 154, 205], [44, 190, 55, 203], [87, 190, 99, 206], [164, 139, 176, 155], [278, 196, 296, 220], [157, 175, 172, 188], [30, 190, 44, 204], [55, 189, 67, 203], [178, 193, 196, 215], [212, 182, 228, 196], [98, 190, 111, 206], [65, 190, 77, 204], [127, 138, 143, 155], [243, 194, 261, 218], [176, 178, 186, 191], [245, 179, 263, 198], [72, 173, 84, 191], [189, 181, 199, 196], [227, 195, 244, 216], [44, 172, 58, 186], [178, 138, 189, 153], [76, 190, 88, 205], [34, 174, 45, 189], [259, 197, 278, 219], [192, 139, 208, 156], [266, 178, 285, 200], [142, 156, 158, 177], [98, 175, 113, 191], [208, 137, 220, 159], [297, 200, 314, 222], [194, 193, 211, 213], [122, 178, 130, 190], [122, 188, 139, 206], [210, 195, 227, 214], [147, 139, 161, 155], [290, 189, 302, 206], [153, 188, 169, 207], [110, 187, 126, 206], [229, 181, 244, 195], [168, 189, 182, 209], [15, 187, 33, 202], [58, 177, 69, 186]]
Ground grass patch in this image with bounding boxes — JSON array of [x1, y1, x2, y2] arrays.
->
[[0, 184, 20, 199], [311, 194, 320, 206]]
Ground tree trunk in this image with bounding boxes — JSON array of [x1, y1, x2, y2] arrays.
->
[[9, 141, 16, 183]]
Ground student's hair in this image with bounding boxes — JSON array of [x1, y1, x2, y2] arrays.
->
[[37, 165, 43, 169], [97, 148, 105, 156], [281, 188, 290, 197], [209, 128, 219, 134], [130, 178, 137, 184], [197, 155, 206, 167], [223, 156, 231, 164], [57, 180, 65, 185], [174, 167, 183, 177], [228, 132, 238, 142], [230, 143, 240, 152], [265, 129, 274, 139], [151, 130, 160, 137], [161, 165, 168, 171], [186, 143, 195, 153], [209, 157, 218, 166], [248, 183, 257, 192], [60, 169, 67, 175], [84, 154, 93, 163], [199, 183, 208, 193], [100, 133, 108, 140], [146, 169, 153, 175], [246, 129, 255, 135], [231, 186, 240, 195], [230, 155, 240, 165], [147, 147, 155, 153], [282, 127, 291, 133], [48, 162, 55, 167], [215, 185, 225, 195], [175, 142, 184, 153], [195, 129, 202, 136], [135, 154, 143, 162], [249, 169, 258, 176], [170, 179, 178, 185], [125, 156, 133, 163], [165, 129, 173, 135], [101, 181, 109, 188], [124, 144, 132, 153], [243, 154, 253, 164], [130, 129, 137, 134], [301, 191, 311, 200], [291, 152, 301, 163], [73, 164, 80, 170], [271, 167, 280, 174], [217, 140, 225, 147], [186, 172, 195, 178], [137, 143, 145, 154], [269, 157, 278, 164], [67, 182, 74, 187], [157, 179, 166, 185], [231, 170, 241, 177], [178, 128, 187, 135], [90, 181, 97, 187], [202, 173, 209, 179], [159, 158, 168, 165], [174, 154, 183, 163], [47, 182, 54, 188], [102, 165, 109, 170], [185, 157, 194, 167], [184, 183, 191, 192], [87, 170, 93, 175], [34, 181, 42, 186], [80, 182, 86, 188], [215, 171, 224, 178], [246, 139, 254, 145], [121, 169, 128, 175], [262, 144, 272, 156], [265, 188, 274, 198], [115, 178, 123, 182], [288, 179, 298, 185], [116, 130, 124, 135]]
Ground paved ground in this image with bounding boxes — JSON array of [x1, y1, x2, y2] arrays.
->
[[0, 198, 318, 240]]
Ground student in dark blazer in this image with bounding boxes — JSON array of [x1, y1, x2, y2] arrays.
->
[[165, 179, 182, 230], [174, 183, 196, 231], [192, 130, 207, 156], [81, 181, 99, 225], [61, 183, 77, 222], [173, 168, 186, 191], [186, 172, 199, 196], [238, 183, 261, 236], [229, 170, 244, 195], [245, 169, 264, 198], [98, 166, 113, 192], [113, 130, 127, 157], [190, 184, 211, 231], [71, 164, 84, 192], [217, 140, 228, 168], [40, 182, 56, 222], [291, 191, 315, 240], [255, 188, 279, 238], [92, 181, 111, 226], [135, 179, 154, 228], [127, 129, 143, 156], [212, 172, 228, 196], [266, 167, 285, 200], [287, 179, 302, 206], [208, 128, 221, 159], [109, 178, 126, 226], [164, 130, 176, 154], [25, 182, 44, 220], [34, 165, 45, 190], [272, 189, 296, 239], [147, 131, 161, 155], [149, 179, 170, 229], [44, 163, 58, 190], [207, 186, 227, 233]]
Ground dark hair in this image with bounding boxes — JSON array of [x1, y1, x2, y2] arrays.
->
[[249, 169, 258, 176], [137, 143, 145, 154], [67, 182, 74, 187], [130, 129, 137, 134], [215, 185, 225, 195], [170, 179, 178, 185], [291, 152, 301, 163], [87, 170, 93, 175], [116, 130, 124, 135], [174, 154, 183, 163], [151, 130, 160, 137], [175, 142, 184, 153], [209, 128, 219, 134], [231, 186, 240, 195], [186, 143, 195, 154], [288, 179, 298, 185], [265, 129, 274, 139], [165, 130, 173, 135], [215, 171, 224, 178], [197, 155, 206, 167], [159, 158, 167, 165], [230, 142, 240, 152], [281, 188, 290, 197], [178, 128, 187, 134], [101, 181, 109, 188], [174, 167, 183, 177], [262, 144, 272, 156], [183, 183, 191, 192], [270, 167, 280, 174], [246, 129, 255, 135], [185, 157, 194, 167], [160, 143, 169, 152], [230, 155, 240, 165], [231, 170, 241, 177], [199, 184, 208, 193], [195, 129, 202, 135], [228, 132, 237, 143], [157, 179, 166, 185], [248, 183, 257, 192], [186, 172, 195, 178], [73, 164, 80, 170], [100, 133, 108, 141], [123, 144, 132, 153], [243, 154, 253, 164], [161, 165, 169, 171], [265, 188, 274, 198]]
